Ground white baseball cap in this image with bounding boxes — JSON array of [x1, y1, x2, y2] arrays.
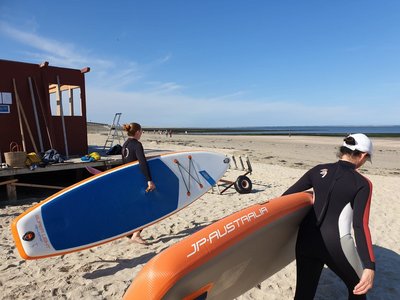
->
[[343, 133, 373, 158]]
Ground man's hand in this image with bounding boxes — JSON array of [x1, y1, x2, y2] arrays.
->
[[353, 268, 374, 295]]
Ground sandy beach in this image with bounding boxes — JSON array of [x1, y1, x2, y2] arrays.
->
[[1, 131, 399, 299]]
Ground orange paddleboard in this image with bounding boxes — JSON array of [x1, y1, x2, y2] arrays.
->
[[124, 192, 313, 300]]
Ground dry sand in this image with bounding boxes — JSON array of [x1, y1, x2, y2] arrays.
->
[[1, 131, 399, 299]]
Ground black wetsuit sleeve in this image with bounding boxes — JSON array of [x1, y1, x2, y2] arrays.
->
[[282, 169, 313, 196], [122, 139, 152, 182], [353, 181, 375, 270], [135, 142, 152, 182]]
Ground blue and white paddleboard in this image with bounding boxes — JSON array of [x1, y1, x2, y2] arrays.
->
[[12, 151, 230, 260]]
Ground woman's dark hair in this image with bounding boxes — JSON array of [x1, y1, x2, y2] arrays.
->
[[343, 135, 356, 146], [123, 122, 142, 137], [337, 136, 363, 158], [338, 146, 364, 158]]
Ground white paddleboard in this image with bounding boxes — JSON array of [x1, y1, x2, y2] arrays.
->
[[12, 151, 229, 260]]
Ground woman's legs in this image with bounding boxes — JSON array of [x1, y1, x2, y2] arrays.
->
[[294, 253, 324, 299], [126, 230, 147, 244], [130, 230, 147, 244], [294, 224, 326, 299], [324, 243, 366, 300]]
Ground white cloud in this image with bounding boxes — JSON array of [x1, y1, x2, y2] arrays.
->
[[157, 53, 172, 64], [86, 87, 361, 127], [0, 21, 117, 72], [142, 81, 183, 93], [0, 21, 150, 91]]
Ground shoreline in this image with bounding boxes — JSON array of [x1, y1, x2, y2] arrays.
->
[[87, 122, 400, 137], [145, 129, 400, 138]]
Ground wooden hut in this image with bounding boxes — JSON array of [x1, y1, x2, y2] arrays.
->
[[0, 59, 90, 160]]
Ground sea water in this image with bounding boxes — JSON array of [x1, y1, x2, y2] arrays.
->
[[189, 125, 400, 136]]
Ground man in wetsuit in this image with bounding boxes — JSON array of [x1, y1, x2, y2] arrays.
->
[[283, 133, 375, 299]]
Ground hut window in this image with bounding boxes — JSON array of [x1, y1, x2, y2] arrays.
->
[[49, 84, 82, 117], [0, 92, 12, 114]]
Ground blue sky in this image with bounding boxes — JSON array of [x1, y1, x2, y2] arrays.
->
[[1, 1, 399, 127]]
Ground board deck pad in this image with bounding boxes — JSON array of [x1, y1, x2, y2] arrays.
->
[[123, 192, 313, 300], [12, 151, 229, 260]]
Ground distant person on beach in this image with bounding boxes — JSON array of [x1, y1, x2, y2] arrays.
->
[[282, 133, 375, 299], [122, 122, 156, 244]]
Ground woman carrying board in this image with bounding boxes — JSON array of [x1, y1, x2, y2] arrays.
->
[[283, 133, 375, 299], [122, 122, 156, 244]]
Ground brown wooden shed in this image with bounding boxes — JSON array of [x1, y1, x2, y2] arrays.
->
[[0, 59, 90, 160]]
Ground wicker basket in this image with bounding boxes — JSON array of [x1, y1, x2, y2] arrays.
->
[[4, 142, 27, 168]]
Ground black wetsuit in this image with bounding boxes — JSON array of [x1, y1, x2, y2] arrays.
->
[[122, 138, 152, 181], [283, 160, 375, 300]]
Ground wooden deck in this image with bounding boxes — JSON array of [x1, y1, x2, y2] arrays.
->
[[0, 156, 122, 201]]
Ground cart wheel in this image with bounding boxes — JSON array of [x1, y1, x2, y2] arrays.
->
[[234, 175, 252, 194]]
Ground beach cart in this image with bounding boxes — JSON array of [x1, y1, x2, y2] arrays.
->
[[215, 155, 253, 194]]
